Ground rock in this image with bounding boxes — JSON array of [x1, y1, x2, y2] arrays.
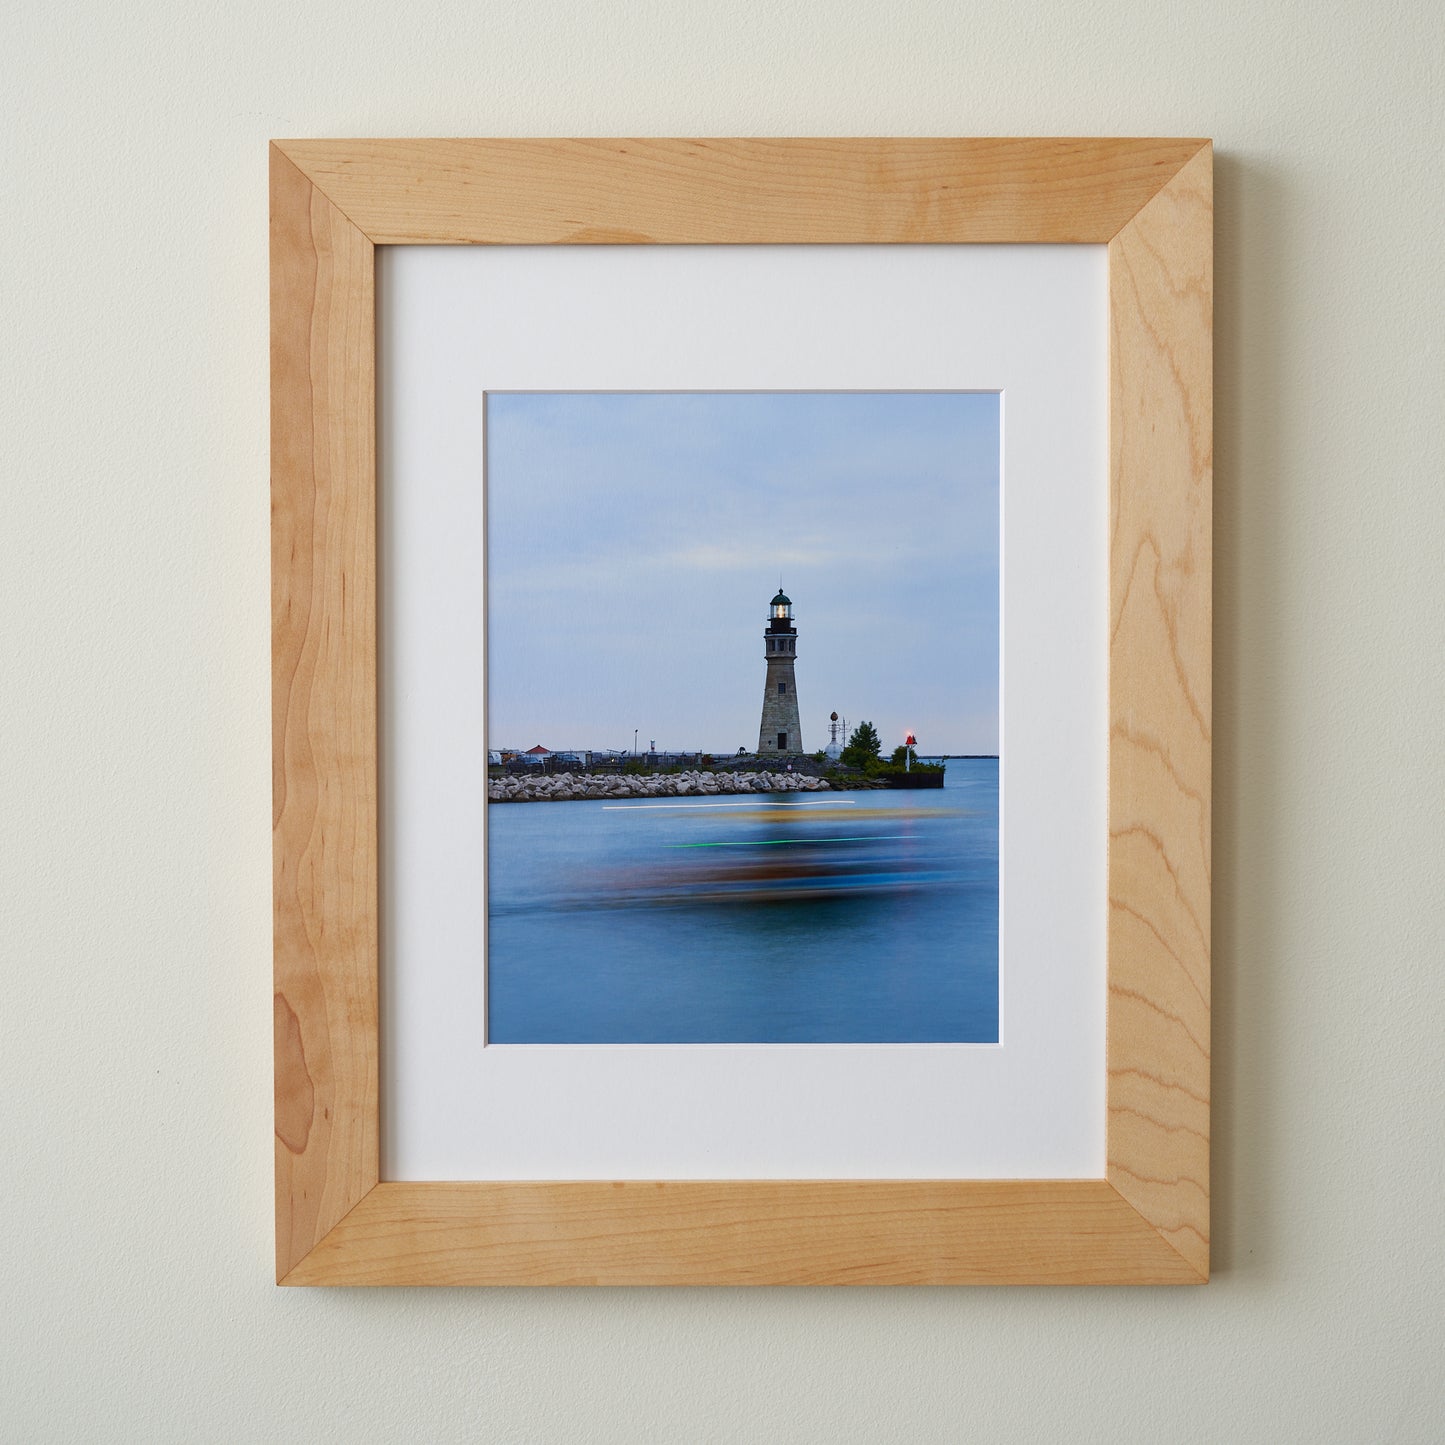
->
[[487, 764, 832, 802]]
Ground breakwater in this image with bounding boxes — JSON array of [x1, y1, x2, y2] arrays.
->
[[489, 769, 832, 803]]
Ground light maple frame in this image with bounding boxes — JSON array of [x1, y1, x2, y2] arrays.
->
[[272, 138, 1211, 1286]]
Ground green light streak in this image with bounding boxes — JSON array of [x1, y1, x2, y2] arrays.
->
[[668, 835, 911, 849]]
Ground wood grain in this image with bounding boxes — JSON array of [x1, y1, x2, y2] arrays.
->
[[270, 137, 1212, 1285], [275, 137, 1209, 246], [271, 145, 380, 1281], [281, 1181, 1204, 1286], [1107, 143, 1213, 1279]]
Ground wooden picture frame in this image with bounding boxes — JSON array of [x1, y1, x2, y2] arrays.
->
[[272, 138, 1211, 1285]]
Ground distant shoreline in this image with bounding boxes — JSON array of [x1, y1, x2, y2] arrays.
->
[[489, 753, 1000, 765]]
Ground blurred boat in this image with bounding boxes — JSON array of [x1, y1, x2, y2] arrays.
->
[[586, 802, 963, 908]]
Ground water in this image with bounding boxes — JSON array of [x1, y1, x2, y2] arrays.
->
[[487, 757, 998, 1043]]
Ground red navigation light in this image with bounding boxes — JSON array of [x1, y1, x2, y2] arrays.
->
[[904, 732, 916, 746]]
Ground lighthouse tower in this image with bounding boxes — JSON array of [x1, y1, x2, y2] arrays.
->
[[757, 588, 803, 756]]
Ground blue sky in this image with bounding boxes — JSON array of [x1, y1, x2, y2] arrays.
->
[[485, 392, 999, 755]]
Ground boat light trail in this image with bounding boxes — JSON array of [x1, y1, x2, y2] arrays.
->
[[601, 799, 856, 811]]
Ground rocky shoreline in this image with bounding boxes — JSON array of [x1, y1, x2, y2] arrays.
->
[[488, 769, 834, 803]]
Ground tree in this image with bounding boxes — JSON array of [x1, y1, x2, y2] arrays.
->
[[840, 720, 882, 770]]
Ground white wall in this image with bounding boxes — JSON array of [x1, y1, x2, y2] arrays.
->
[[3, 1, 1442, 1439]]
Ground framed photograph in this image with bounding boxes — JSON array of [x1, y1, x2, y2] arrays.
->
[[272, 139, 1211, 1284], [482, 388, 1000, 1045]]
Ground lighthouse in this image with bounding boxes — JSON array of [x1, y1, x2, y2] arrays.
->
[[757, 588, 803, 755]]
